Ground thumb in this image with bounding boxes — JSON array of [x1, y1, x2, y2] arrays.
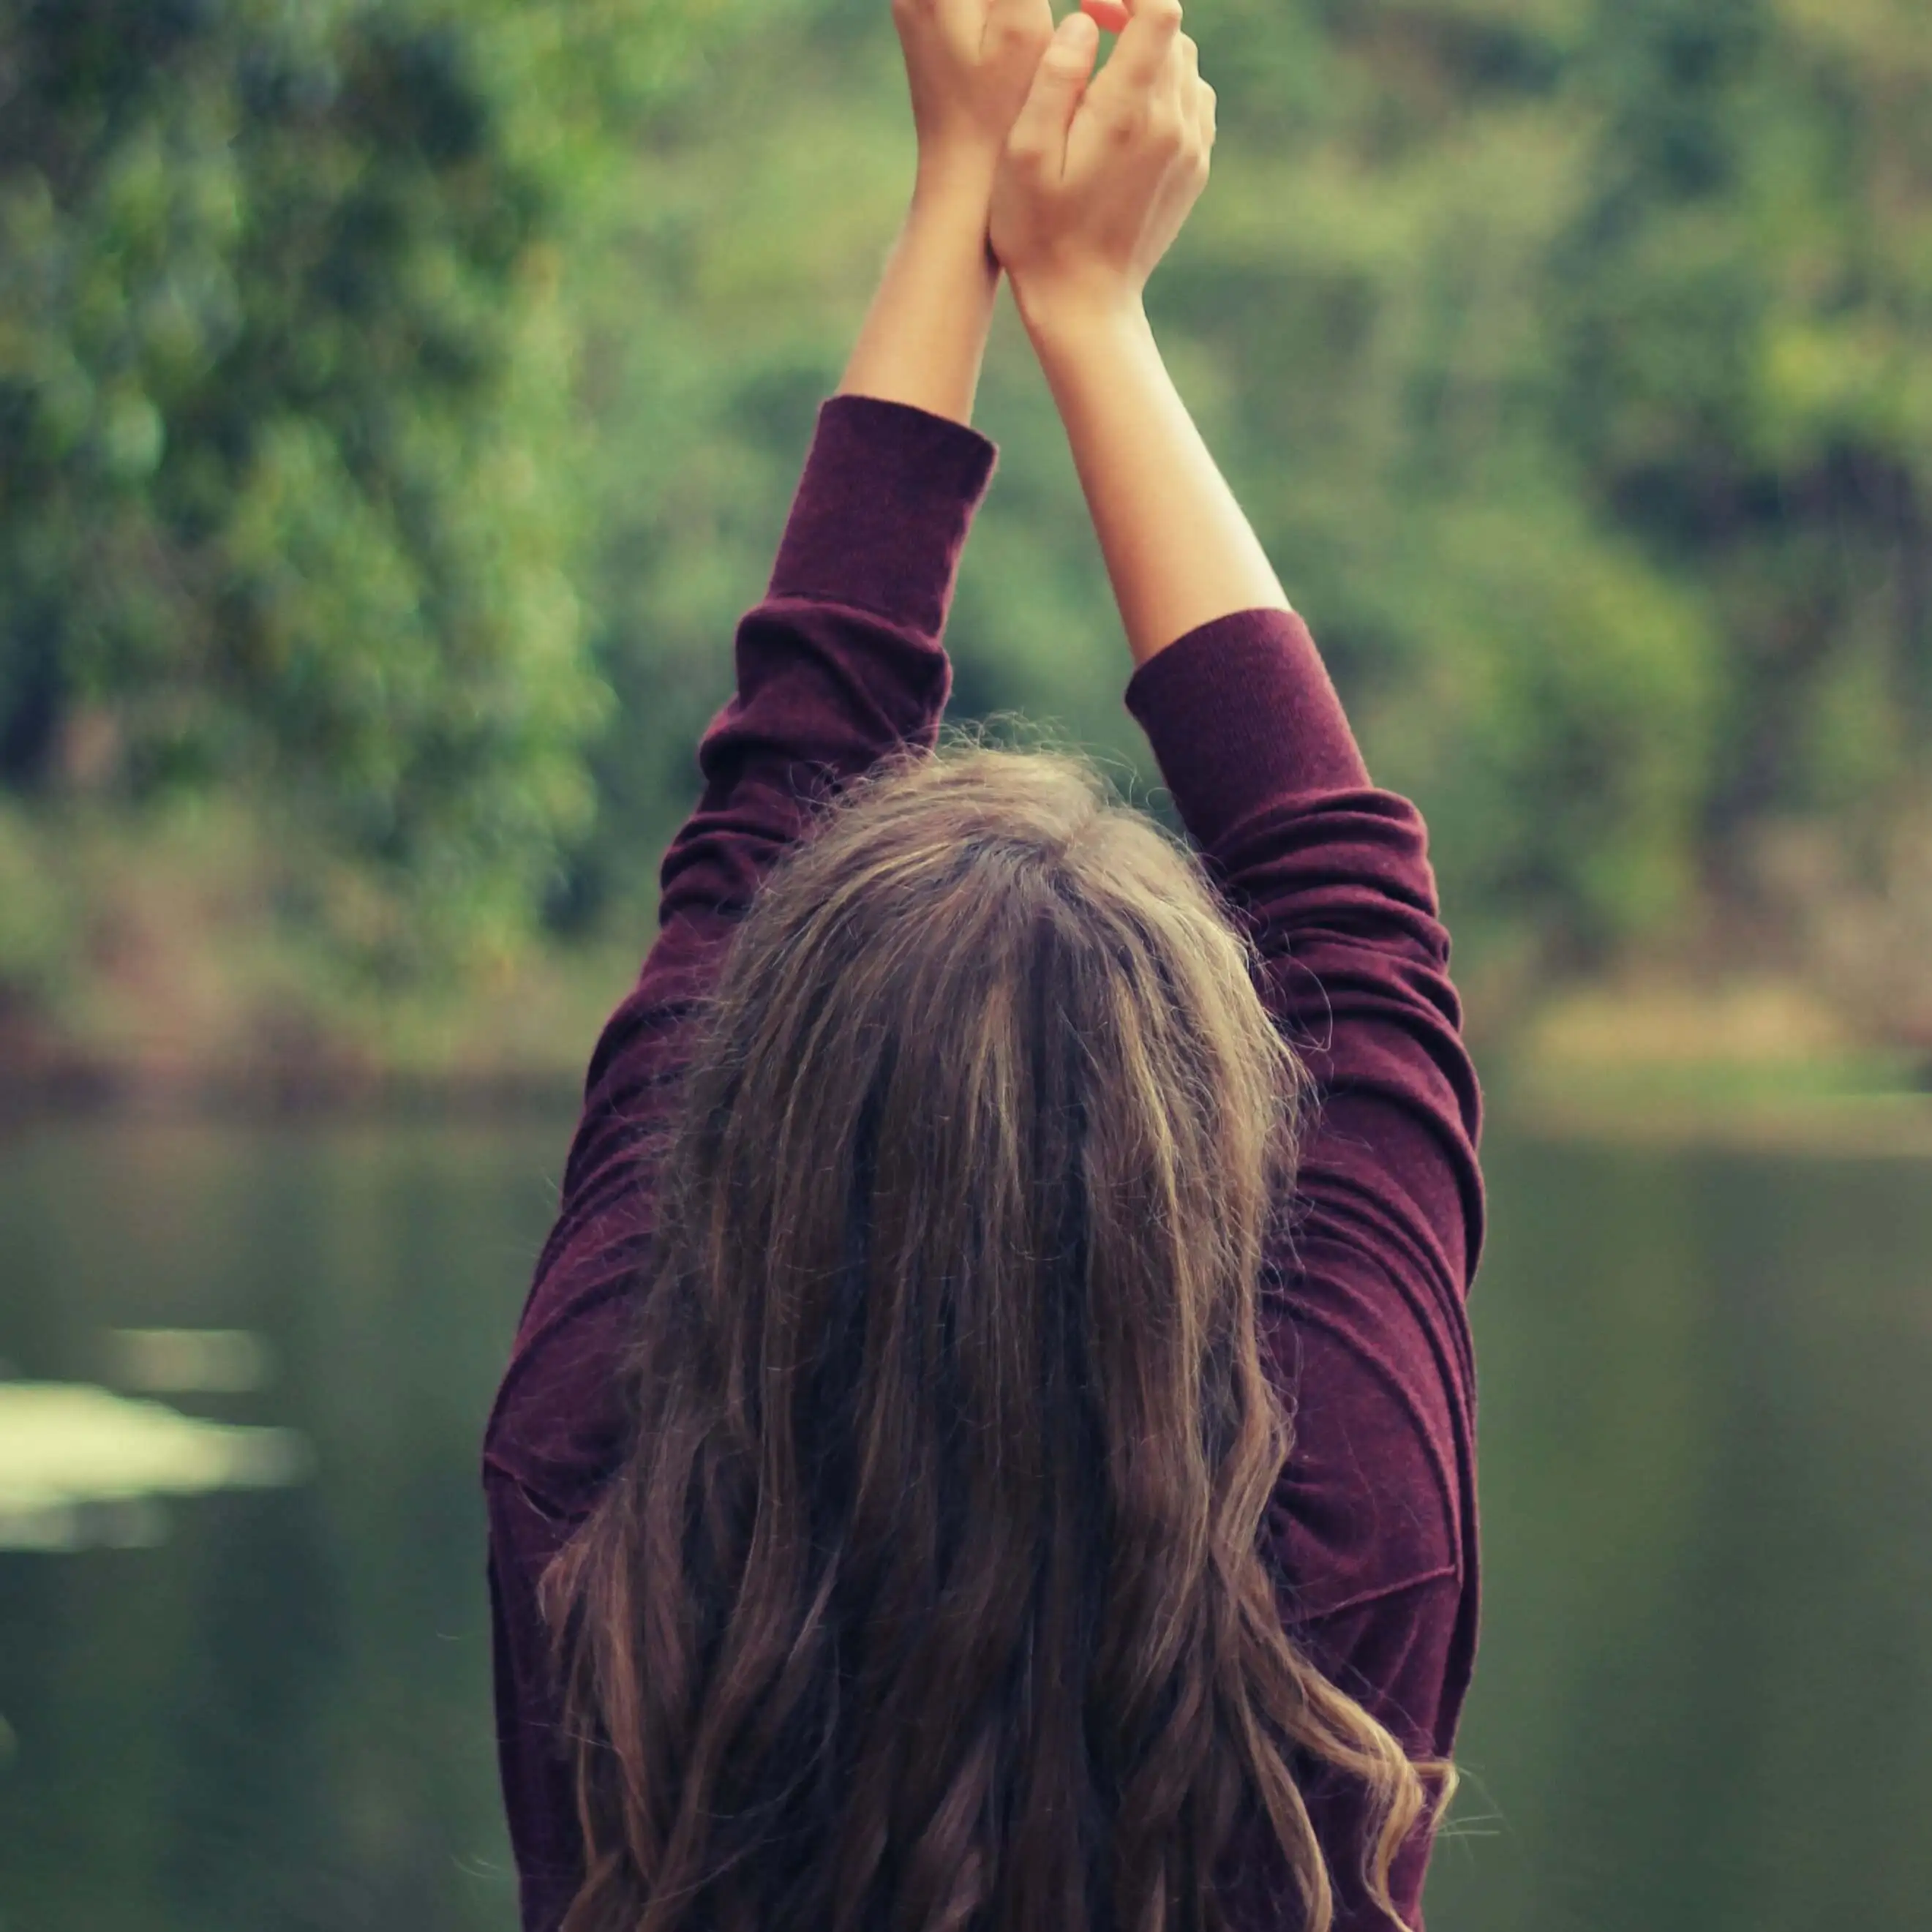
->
[[1010, 10, 1100, 154]]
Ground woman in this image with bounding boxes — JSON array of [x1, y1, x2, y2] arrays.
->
[[484, 1, 1483, 1928]]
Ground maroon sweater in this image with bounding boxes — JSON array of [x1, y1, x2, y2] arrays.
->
[[483, 394, 1484, 1931]]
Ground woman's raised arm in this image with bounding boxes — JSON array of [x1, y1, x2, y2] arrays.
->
[[1023, 297, 1293, 665], [490, 0, 1061, 1438], [994, 15, 1484, 1914]]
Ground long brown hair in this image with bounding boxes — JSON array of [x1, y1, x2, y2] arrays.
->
[[542, 737, 1453, 1932]]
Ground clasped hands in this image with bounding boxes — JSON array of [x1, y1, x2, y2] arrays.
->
[[894, 0, 1217, 320]]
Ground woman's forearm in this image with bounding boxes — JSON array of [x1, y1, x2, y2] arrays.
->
[[836, 170, 1002, 428], [1018, 293, 1292, 667]]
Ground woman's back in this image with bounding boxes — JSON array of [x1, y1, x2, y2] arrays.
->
[[484, 3, 1481, 1925], [484, 397, 1479, 1930]]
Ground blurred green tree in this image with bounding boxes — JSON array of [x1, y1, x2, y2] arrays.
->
[[564, 0, 1721, 974], [565, 0, 1928, 1005], [2, 0, 1926, 1045], [0, 0, 729, 969], [1556, 0, 1932, 866]]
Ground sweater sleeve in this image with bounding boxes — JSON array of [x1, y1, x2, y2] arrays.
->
[[1125, 608, 1484, 1923]]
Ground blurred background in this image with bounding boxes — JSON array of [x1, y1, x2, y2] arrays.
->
[[1, 0, 1928, 1925]]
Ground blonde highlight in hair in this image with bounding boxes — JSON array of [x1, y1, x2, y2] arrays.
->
[[543, 740, 1454, 1932]]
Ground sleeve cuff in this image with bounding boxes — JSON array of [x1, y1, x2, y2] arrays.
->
[[765, 394, 999, 640], [1123, 608, 1371, 851]]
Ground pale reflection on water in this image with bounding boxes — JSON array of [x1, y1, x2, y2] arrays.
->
[[0, 1377, 307, 1551], [0, 1117, 557, 1931], [108, 1328, 279, 1395], [0, 1115, 1928, 1932]]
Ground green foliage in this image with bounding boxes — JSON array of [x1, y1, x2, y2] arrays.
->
[[1, 0, 1928, 1020], [562, 0, 1928, 983], [1556, 0, 1932, 856], [0, 0, 731, 967], [556, 0, 1707, 963]]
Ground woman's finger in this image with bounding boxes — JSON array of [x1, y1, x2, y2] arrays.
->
[[980, 0, 1053, 55], [1004, 10, 1102, 168], [1103, 0, 1184, 97], [1171, 30, 1197, 119]]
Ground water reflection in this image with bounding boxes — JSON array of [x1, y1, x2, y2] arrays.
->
[[0, 1116, 1927, 1931], [0, 1379, 307, 1550], [1424, 1134, 1932, 1932], [108, 1328, 278, 1395], [0, 1118, 552, 1931]]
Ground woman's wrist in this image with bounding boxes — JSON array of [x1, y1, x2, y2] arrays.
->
[[912, 150, 1001, 228], [835, 176, 1001, 427], [1012, 276, 1292, 666], [1010, 274, 1149, 351]]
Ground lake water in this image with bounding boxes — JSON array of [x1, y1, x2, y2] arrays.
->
[[1, 1116, 1928, 1929]]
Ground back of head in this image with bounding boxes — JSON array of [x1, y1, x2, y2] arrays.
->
[[544, 741, 1442, 1932]]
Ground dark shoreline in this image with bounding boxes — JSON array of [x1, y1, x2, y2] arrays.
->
[[0, 1055, 583, 1130], [8, 1055, 1932, 1162]]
